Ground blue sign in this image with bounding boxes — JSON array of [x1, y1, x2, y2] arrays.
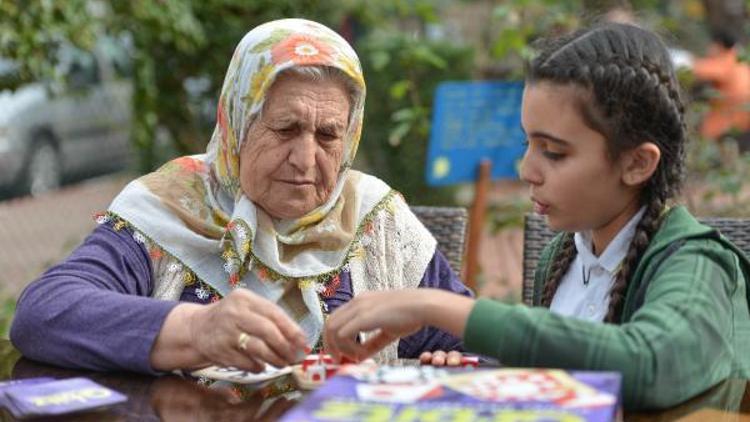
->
[[426, 81, 526, 186]]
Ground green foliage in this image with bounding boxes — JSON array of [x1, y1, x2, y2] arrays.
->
[[357, 31, 474, 205], [482, 0, 750, 223], [0, 300, 21, 378], [489, 0, 582, 69], [684, 134, 750, 217], [105, 0, 345, 171], [344, 0, 441, 25], [0, 0, 96, 85], [0, 297, 15, 339], [0, 0, 344, 172], [332, 0, 475, 205], [2, 0, 748, 216], [681, 54, 750, 218]]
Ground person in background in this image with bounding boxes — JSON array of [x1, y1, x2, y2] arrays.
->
[[324, 22, 750, 410], [693, 27, 750, 147], [10, 18, 471, 375]]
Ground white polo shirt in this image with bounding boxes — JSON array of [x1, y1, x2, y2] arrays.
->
[[549, 207, 646, 322]]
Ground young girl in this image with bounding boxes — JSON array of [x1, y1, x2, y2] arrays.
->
[[324, 22, 750, 410]]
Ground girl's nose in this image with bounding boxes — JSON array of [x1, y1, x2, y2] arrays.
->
[[519, 149, 542, 185]]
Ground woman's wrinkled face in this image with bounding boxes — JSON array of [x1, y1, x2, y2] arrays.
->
[[519, 82, 635, 232], [239, 73, 350, 219]]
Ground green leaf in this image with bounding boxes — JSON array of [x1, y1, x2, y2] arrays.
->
[[388, 121, 411, 146], [391, 107, 415, 122], [738, 48, 750, 64], [492, 5, 513, 20], [412, 45, 446, 69], [414, 0, 438, 23], [492, 28, 526, 59], [389, 80, 410, 100], [370, 50, 391, 71], [0, 296, 16, 339]]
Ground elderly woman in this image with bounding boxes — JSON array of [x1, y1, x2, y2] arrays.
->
[[10, 19, 471, 373]]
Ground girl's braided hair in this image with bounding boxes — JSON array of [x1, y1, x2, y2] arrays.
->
[[528, 23, 687, 323]]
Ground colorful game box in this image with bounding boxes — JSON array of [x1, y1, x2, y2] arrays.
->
[[281, 366, 621, 421], [0, 377, 127, 418]]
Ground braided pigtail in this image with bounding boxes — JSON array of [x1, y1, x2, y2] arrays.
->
[[541, 233, 577, 307], [603, 197, 664, 322]]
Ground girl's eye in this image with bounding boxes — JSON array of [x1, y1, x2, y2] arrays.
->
[[525, 138, 564, 161], [542, 151, 565, 161]]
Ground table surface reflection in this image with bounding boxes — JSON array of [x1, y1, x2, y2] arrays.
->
[[0, 339, 748, 421]]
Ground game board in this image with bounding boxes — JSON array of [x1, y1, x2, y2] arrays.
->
[[281, 366, 621, 421]]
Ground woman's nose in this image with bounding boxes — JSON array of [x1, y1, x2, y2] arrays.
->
[[288, 132, 317, 171]]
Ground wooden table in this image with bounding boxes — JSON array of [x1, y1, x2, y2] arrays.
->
[[1, 339, 748, 421]]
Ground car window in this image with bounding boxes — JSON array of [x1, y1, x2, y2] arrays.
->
[[0, 58, 18, 77], [67, 52, 99, 88], [0, 57, 21, 89], [55, 45, 100, 90], [96, 36, 133, 79]]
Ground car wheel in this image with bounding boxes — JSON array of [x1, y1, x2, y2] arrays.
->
[[25, 141, 62, 197]]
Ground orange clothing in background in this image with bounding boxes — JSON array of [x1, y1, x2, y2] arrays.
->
[[693, 47, 750, 139]]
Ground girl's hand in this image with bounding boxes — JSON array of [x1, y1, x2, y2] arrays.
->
[[323, 288, 475, 363], [419, 350, 463, 367], [323, 289, 429, 362]]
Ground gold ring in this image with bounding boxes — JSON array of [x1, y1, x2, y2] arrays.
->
[[238, 332, 250, 351]]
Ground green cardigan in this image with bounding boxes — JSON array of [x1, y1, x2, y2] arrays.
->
[[463, 206, 750, 409]]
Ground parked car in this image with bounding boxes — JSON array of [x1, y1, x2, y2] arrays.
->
[[0, 38, 133, 198]]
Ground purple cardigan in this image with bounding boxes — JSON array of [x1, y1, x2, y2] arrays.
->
[[11, 222, 472, 374]]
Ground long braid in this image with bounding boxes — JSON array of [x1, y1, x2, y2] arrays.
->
[[541, 233, 577, 307], [528, 23, 688, 322], [603, 197, 664, 322]]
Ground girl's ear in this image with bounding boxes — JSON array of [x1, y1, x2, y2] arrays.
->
[[620, 142, 661, 187]]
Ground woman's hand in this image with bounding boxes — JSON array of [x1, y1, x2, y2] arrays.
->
[[323, 288, 475, 362], [151, 289, 308, 372], [419, 350, 464, 367]]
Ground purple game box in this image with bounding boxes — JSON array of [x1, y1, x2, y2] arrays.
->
[[282, 366, 621, 421]]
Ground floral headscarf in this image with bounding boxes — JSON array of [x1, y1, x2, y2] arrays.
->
[[209, 19, 366, 198], [108, 19, 393, 346]]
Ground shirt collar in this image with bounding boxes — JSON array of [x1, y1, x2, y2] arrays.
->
[[574, 206, 647, 273]]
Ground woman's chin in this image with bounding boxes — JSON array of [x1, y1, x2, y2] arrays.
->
[[264, 201, 317, 220], [267, 208, 307, 220]]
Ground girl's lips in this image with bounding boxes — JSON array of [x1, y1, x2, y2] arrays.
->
[[533, 200, 549, 215]]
